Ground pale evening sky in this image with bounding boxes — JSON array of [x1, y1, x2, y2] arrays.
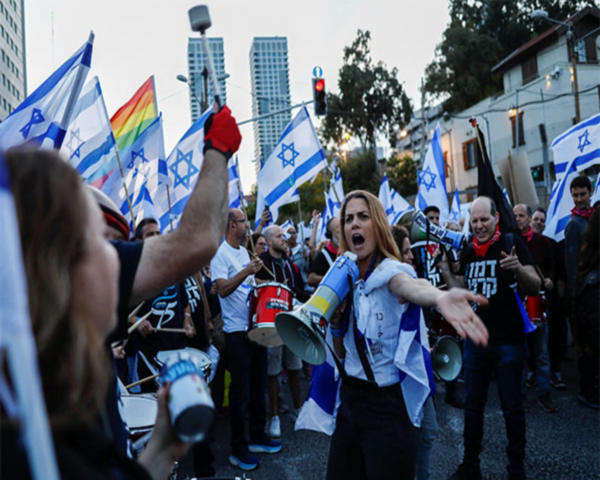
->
[[25, 0, 450, 192]]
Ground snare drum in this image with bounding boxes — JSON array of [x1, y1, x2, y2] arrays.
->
[[155, 348, 212, 381], [525, 294, 547, 325], [248, 282, 293, 346], [120, 394, 157, 456]]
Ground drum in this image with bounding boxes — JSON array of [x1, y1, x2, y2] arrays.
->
[[120, 394, 157, 456], [428, 308, 460, 341], [525, 294, 547, 325], [248, 282, 293, 346], [155, 348, 212, 381]]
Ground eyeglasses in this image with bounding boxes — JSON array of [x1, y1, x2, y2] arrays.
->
[[288, 231, 297, 235], [232, 219, 247, 224]]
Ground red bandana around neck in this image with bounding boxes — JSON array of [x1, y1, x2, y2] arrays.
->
[[327, 240, 339, 255], [521, 226, 533, 243], [473, 224, 501, 257], [571, 207, 594, 219]]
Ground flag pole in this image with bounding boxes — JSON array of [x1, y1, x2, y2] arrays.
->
[[115, 149, 137, 232], [166, 184, 174, 231]]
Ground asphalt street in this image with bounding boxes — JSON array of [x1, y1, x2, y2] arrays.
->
[[191, 354, 599, 480]]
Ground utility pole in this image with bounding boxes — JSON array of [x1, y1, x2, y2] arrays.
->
[[419, 78, 427, 168], [568, 32, 581, 123]]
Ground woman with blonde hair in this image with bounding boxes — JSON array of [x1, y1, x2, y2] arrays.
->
[[326, 190, 488, 480], [1, 149, 187, 480]]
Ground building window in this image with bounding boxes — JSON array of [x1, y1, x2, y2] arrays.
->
[[521, 55, 538, 84], [510, 111, 525, 148], [462, 138, 478, 171]]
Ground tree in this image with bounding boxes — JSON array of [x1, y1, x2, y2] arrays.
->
[[321, 30, 413, 153], [425, 0, 596, 113], [387, 154, 418, 197]]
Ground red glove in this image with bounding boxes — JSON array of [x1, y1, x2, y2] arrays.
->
[[203, 106, 242, 160]]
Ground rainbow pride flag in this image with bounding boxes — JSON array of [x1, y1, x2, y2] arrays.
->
[[110, 76, 158, 151]]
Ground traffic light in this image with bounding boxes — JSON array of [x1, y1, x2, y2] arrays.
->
[[312, 78, 327, 116]]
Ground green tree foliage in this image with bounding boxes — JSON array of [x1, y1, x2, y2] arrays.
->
[[321, 30, 413, 152], [387, 154, 419, 197], [425, 0, 596, 113]]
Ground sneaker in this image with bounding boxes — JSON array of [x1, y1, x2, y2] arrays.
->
[[448, 462, 482, 480], [537, 393, 558, 413], [249, 438, 283, 454], [550, 372, 566, 390], [229, 451, 259, 471], [577, 393, 600, 410], [269, 415, 281, 438], [525, 372, 537, 388]]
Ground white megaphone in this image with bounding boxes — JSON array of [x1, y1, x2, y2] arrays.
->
[[276, 252, 359, 365], [430, 336, 463, 382], [410, 210, 468, 251]]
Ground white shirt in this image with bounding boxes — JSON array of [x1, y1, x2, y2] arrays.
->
[[210, 241, 253, 333]]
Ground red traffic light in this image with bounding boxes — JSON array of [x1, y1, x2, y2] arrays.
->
[[315, 79, 325, 92]]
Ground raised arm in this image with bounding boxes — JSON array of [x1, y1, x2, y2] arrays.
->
[[388, 273, 489, 346], [130, 108, 241, 305]]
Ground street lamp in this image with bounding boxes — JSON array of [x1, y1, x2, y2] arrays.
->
[[177, 72, 230, 115], [531, 9, 580, 122]]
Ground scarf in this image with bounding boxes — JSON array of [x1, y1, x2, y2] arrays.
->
[[521, 226, 533, 243], [473, 224, 501, 257], [326, 240, 339, 256], [571, 207, 594, 219]]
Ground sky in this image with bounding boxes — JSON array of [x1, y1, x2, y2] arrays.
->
[[25, 0, 450, 193]]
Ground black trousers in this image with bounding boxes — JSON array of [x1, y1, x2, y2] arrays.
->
[[326, 379, 420, 480]]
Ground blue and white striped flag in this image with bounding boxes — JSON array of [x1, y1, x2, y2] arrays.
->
[[543, 157, 578, 242], [280, 219, 295, 240], [228, 156, 246, 210], [378, 174, 395, 224], [328, 167, 344, 207], [295, 329, 341, 435], [390, 188, 414, 225], [417, 124, 449, 222], [60, 76, 118, 187], [0, 34, 93, 151], [257, 106, 327, 215], [0, 153, 59, 479], [551, 113, 600, 180], [255, 189, 275, 230], [154, 109, 211, 232], [449, 187, 461, 222], [592, 172, 600, 206]]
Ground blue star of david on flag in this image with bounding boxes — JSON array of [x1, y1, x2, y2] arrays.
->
[[19, 108, 45, 139], [169, 149, 199, 189], [578, 130, 591, 153], [418, 165, 437, 192], [66, 128, 85, 160], [278, 142, 300, 168], [128, 148, 150, 169]]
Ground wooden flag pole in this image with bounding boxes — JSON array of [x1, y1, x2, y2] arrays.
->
[[166, 185, 174, 231], [115, 149, 136, 232]]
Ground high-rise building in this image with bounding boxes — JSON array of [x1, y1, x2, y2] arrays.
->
[[186, 37, 227, 122], [249, 37, 291, 172], [0, 0, 26, 121]]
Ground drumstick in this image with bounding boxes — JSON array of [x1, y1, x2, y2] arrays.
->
[[125, 374, 159, 390], [249, 251, 277, 280], [128, 301, 145, 321], [153, 327, 187, 333], [127, 310, 154, 335]]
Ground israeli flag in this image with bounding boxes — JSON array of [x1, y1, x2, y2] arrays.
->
[[60, 76, 118, 188], [280, 219, 295, 240], [154, 109, 212, 232], [329, 167, 345, 206], [417, 123, 449, 222], [116, 116, 166, 226], [390, 188, 414, 225], [378, 174, 395, 224], [551, 113, 600, 180], [228, 156, 246, 210], [592, 172, 600, 206], [449, 187, 461, 222], [295, 329, 341, 435], [0, 154, 60, 479], [257, 106, 327, 215], [255, 189, 275, 229], [319, 192, 338, 242], [0, 34, 93, 151], [543, 157, 578, 242]]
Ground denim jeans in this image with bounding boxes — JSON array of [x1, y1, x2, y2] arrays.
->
[[527, 324, 551, 394], [225, 331, 268, 454], [463, 340, 527, 477], [415, 396, 438, 480]]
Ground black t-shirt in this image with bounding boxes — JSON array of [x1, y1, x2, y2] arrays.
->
[[132, 283, 189, 354], [412, 243, 444, 288], [184, 276, 211, 350], [458, 234, 534, 345], [309, 244, 337, 278]]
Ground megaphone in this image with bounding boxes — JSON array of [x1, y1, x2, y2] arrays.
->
[[276, 252, 359, 365], [410, 210, 468, 251], [431, 336, 463, 382]]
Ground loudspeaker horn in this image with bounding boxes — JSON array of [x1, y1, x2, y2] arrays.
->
[[431, 336, 463, 382], [275, 252, 359, 365], [410, 210, 468, 251]]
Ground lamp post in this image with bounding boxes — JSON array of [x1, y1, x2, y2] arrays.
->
[[531, 9, 580, 123], [177, 72, 230, 117]]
